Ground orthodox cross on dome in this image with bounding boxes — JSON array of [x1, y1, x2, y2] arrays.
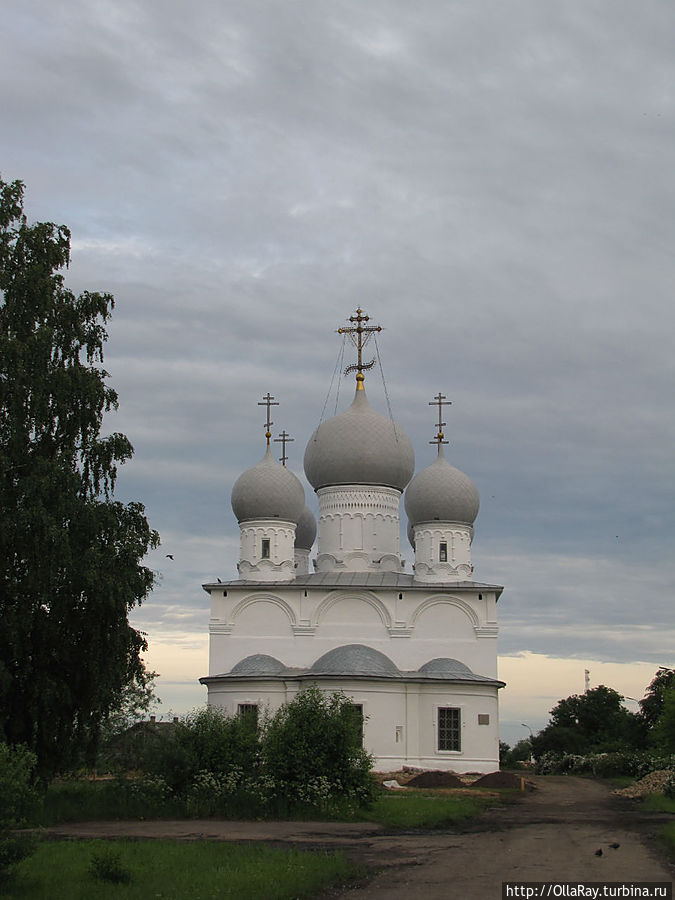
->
[[257, 392, 279, 446], [338, 307, 382, 390], [274, 430, 294, 466], [429, 392, 451, 447]]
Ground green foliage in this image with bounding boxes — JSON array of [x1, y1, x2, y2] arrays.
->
[[501, 739, 532, 768], [664, 770, 675, 800], [96, 665, 161, 771], [88, 845, 132, 884], [0, 178, 159, 776], [650, 689, 675, 754], [262, 687, 377, 809], [531, 685, 645, 758], [361, 791, 495, 829], [142, 706, 260, 795], [0, 743, 39, 881], [639, 667, 675, 729], [534, 748, 675, 777], [140, 691, 377, 815], [7, 839, 363, 899]]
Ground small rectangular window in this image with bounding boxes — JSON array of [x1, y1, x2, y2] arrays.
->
[[478, 714, 490, 725], [261, 538, 270, 559], [438, 707, 461, 751], [237, 704, 259, 727], [439, 542, 448, 562], [349, 704, 364, 744]]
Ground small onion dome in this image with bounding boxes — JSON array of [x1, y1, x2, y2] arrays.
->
[[295, 505, 317, 550], [304, 388, 414, 491], [404, 445, 479, 527], [231, 447, 305, 524], [309, 644, 400, 677]]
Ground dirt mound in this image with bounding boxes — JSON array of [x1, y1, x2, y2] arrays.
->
[[406, 771, 465, 788], [471, 771, 534, 790], [613, 769, 674, 798]]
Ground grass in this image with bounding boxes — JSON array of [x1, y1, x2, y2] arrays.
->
[[1, 839, 364, 899], [357, 789, 505, 829], [641, 793, 675, 814], [657, 823, 675, 864], [604, 775, 635, 788]]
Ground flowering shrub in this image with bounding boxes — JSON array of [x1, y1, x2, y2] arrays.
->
[[535, 749, 675, 778], [262, 687, 378, 811]]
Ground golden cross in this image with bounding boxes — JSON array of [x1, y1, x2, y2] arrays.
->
[[257, 392, 279, 446], [274, 430, 294, 466], [338, 307, 382, 388], [429, 392, 451, 446]]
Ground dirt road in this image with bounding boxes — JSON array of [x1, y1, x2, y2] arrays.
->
[[46, 776, 674, 898]]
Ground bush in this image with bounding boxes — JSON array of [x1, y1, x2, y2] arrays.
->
[[534, 749, 675, 778], [137, 692, 377, 816], [88, 845, 132, 884], [141, 707, 259, 794], [0, 743, 39, 881], [262, 687, 377, 811]]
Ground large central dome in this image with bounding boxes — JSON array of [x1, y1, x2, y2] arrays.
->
[[304, 387, 415, 491]]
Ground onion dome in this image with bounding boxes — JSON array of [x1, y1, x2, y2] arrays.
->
[[304, 388, 414, 491], [231, 447, 305, 524], [405, 445, 479, 527], [309, 644, 401, 677], [295, 505, 317, 550]]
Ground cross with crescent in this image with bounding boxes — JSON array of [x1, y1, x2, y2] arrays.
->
[[337, 308, 382, 388], [257, 392, 279, 446], [429, 392, 451, 446], [274, 430, 294, 466]]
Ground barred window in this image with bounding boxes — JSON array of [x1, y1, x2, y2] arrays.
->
[[237, 704, 259, 727], [438, 707, 461, 751], [349, 704, 364, 744]]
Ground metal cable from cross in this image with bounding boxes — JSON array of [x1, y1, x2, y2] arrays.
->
[[429, 392, 451, 446], [274, 430, 294, 466], [257, 392, 279, 446], [338, 308, 382, 388]]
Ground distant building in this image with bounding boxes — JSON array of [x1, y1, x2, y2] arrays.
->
[[201, 309, 504, 773]]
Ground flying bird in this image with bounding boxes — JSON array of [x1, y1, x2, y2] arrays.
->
[[165, 554, 174, 560]]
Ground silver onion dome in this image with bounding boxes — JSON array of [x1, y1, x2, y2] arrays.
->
[[231, 447, 305, 524], [405, 445, 479, 528], [304, 388, 414, 491]]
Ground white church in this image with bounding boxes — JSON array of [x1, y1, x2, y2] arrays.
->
[[201, 309, 504, 773]]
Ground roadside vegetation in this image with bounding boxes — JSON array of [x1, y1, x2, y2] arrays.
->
[[1, 840, 363, 900], [500, 667, 675, 781]]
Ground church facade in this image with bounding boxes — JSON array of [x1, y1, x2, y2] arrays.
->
[[201, 309, 504, 773]]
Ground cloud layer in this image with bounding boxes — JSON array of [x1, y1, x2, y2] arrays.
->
[[2, 1, 673, 726]]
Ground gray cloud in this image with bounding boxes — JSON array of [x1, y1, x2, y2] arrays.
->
[[2, 0, 674, 720]]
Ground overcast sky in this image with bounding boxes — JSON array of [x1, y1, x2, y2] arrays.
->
[[3, 1, 674, 744]]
